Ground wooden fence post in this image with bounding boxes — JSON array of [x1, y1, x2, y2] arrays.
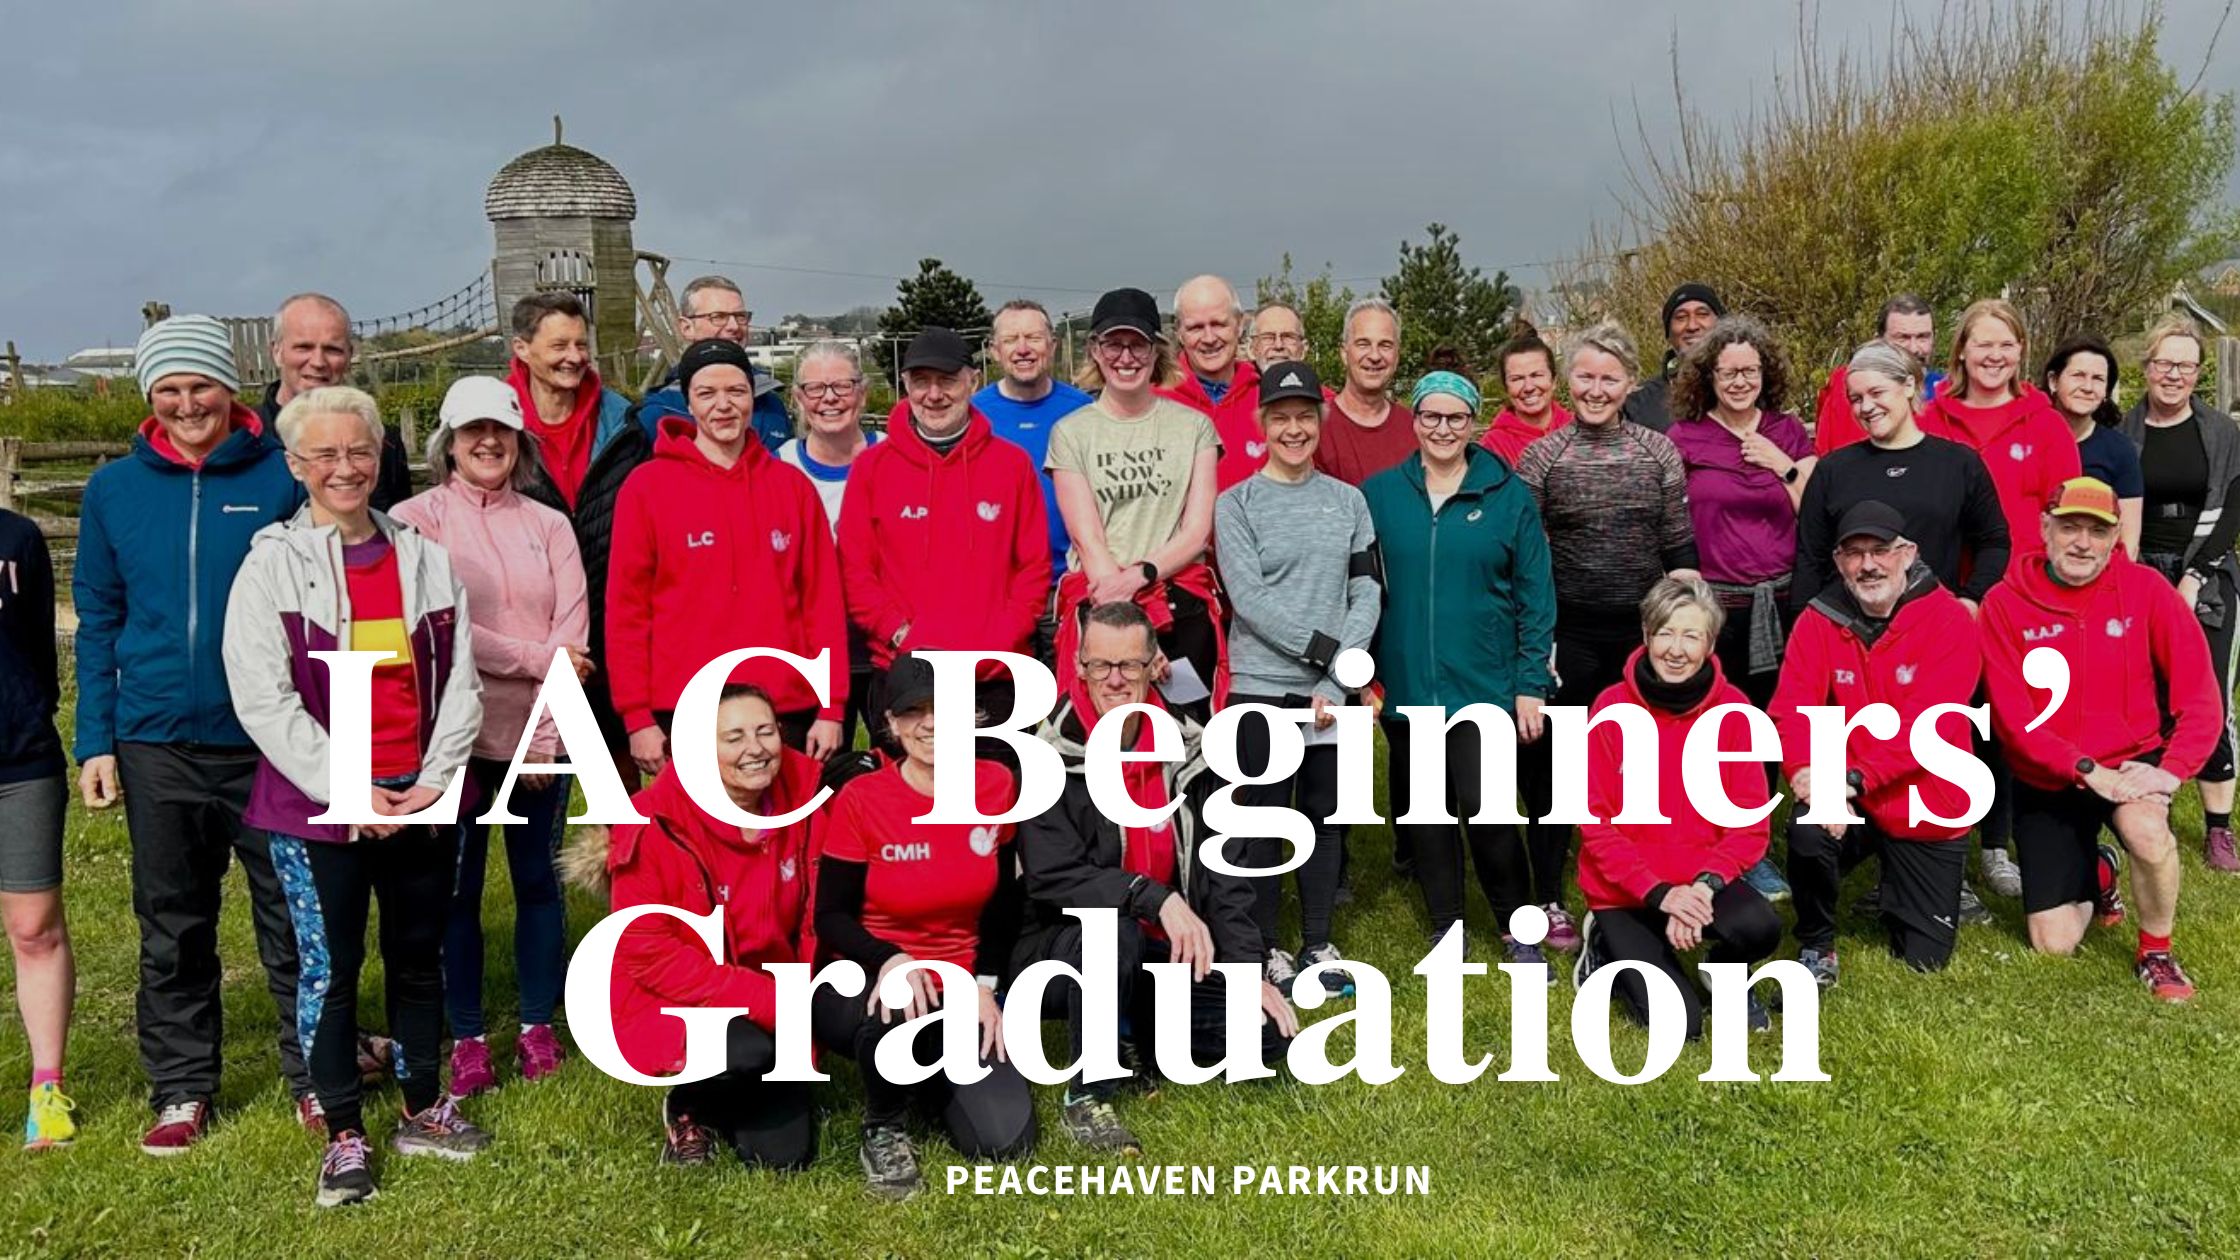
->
[[2220, 336, 2237, 416], [0, 436, 20, 514]]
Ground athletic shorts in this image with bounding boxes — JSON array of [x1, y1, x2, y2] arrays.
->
[[0, 774, 67, 892], [2012, 779, 2118, 914]]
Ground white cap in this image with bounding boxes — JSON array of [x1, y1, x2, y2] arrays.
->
[[438, 376, 525, 431]]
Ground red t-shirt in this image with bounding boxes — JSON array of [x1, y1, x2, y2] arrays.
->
[[1314, 398, 1418, 487], [824, 761, 1014, 971], [342, 535, 421, 779]]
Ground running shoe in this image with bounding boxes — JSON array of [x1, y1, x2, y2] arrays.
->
[[1798, 946, 1840, 989], [1541, 903, 1582, 954], [1298, 941, 1355, 998], [859, 1123, 922, 1202], [23, 1082, 76, 1150], [659, 1097, 718, 1167], [1980, 847, 2024, 899], [518, 1024, 566, 1083], [449, 1035, 497, 1099], [357, 1031, 394, 1084], [1059, 1093, 1141, 1156], [1742, 856, 1792, 903], [2095, 844, 2126, 928], [391, 1096, 491, 1161], [2207, 826, 2240, 873], [316, 1130, 377, 1208], [1957, 881, 1993, 925], [140, 1099, 211, 1156], [1856, 883, 1882, 918], [1746, 993, 1774, 1033], [2137, 951, 2197, 1003], [1114, 1039, 1161, 1099], [1430, 924, 1471, 962], [297, 1092, 327, 1137], [1503, 936, 1556, 986], [1263, 948, 1299, 999], [1573, 912, 1603, 991]]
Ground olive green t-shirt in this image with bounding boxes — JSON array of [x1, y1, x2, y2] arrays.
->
[[1046, 396, 1220, 571]]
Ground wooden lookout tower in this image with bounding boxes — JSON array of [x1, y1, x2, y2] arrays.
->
[[484, 117, 639, 381]]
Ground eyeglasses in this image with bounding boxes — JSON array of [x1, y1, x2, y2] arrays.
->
[[1714, 367, 1763, 384], [795, 379, 862, 399], [1095, 337, 1154, 363], [1252, 332, 1306, 349], [1414, 410, 1475, 430], [2146, 359, 2202, 380], [1080, 657, 1153, 681], [686, 309, 752, 328], [294, 445, 379, 470]]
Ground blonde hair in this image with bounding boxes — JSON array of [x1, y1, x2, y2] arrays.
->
[[1639, 574, 1727, 641], [1947, 298, 2029, 388], [2142, 312, 2207, 366], [1565, 319, 1640, 381], [274, 385, 384, 454], [1074, 335, 1182, 392]]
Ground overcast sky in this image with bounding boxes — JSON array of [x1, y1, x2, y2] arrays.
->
[[3, 1, 2235, 360]]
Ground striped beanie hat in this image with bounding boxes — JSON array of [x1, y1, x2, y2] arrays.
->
[[135, 315, 241, 396]]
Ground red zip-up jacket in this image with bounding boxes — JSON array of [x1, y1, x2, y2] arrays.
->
[[1981, 549, 2220, 791], [837, 408, 1050, 671], [604, 751, 823, 1074], [1770, 571, 1982, 839], [1918, 384, 2080, 555], [1161, 361, 1266, 491], [1479, 402, 1573, 469], [606, 419, 848, 731], [1578, 651, 1772, 911]]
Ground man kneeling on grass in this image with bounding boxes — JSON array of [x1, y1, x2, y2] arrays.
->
[[1014, 601, 1297, 1157], [1980, 477, 2218, 1002]]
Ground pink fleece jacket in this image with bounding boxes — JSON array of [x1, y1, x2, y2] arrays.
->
[[392, 476, 589, 760]]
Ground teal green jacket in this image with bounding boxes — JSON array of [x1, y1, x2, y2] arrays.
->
[[1361, 446, 1556, 712]]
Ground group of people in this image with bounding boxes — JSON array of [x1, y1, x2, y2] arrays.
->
[[2, 269, 2231, 1205]]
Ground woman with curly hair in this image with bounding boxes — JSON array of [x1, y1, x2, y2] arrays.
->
[[1666, 316, 1815, 708]]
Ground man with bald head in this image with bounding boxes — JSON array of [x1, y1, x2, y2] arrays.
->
[[1160, 274, 1266, 490], [258, 294, 410, 509], [1248, 303, 1311, 371]]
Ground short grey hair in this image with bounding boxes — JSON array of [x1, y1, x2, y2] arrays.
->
[[272, 292, 352, 344], [1342, 297, 1400, 342], [1174, 275, 1243, 320], [425, 417, 551, 493], [1565, 319, 1640, 380], [792, 339, 864, 382], [1639, 574, 1727, 641], [275, 385, 384, 454], [679, 275, 744, 317], [1847, 338, 1923, 391]]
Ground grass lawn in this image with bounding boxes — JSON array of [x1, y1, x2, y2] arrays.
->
[[4, 711, 2239, 1259]]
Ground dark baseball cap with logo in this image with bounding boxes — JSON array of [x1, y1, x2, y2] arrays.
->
[[901, 326, 972, 374], [1258, 360, 1324, 407], [1834, 499, 1908, 544], [883, 653, 937, 716], [1089, 288, 1162, 340]]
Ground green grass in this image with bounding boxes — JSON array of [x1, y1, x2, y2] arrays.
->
[[5, 714, 2240, 1259]]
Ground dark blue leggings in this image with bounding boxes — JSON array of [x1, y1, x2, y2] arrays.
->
[[445, 758, 567, 1038]]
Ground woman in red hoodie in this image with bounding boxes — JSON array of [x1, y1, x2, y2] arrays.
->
[[576, 682, 826, 1169], [607, 340, 850, 772], [1575, 577, 1780, 1039], [810, 655, 1033, 1202]]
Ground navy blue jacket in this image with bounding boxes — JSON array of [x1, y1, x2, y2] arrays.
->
[[72, 409, 304, 759], [631, 362, 792, 454], [0, 509, 63, 781]]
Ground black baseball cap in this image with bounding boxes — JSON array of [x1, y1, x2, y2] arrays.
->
[[1090, 288, 1161, 340], [901, 327, 972, 374], [883, 653, 937, 716], [1258, 360, 1323, 406], [1834, 500, 1907, 544]]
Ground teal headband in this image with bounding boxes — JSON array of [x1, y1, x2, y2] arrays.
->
[[1410, 371, 1481, 414]]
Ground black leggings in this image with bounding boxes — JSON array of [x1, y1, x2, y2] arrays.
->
[[1231, 696, 1344, 953], [1519, 605, 1641, 905], [1592, 881, 1782, 1040], [664, 1020, 816, 1170], [810, 986, 1035, 1159], [1385, 713, 1525, 936], [1787, 822, 1966, 971], [2196, 569, 2238, 782], [268, 823, 458, 1135]]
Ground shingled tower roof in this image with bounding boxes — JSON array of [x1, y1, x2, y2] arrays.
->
[[484, 117, 636, 222]]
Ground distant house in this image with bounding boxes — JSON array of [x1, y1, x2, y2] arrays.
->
[[2204, 258, 2240, 299], [61, 347, 136, 379]]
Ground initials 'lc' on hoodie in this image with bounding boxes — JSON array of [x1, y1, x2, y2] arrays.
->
[[836, 408, 1051, 672], [606, 419, 849, 732]]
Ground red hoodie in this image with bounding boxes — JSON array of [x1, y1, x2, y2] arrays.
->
[[1980, 549, 2219, 791], [1918, 384, 2080, 552], [1770, 577, 1982, 839], [607, 419, 848, 730], [838, 408, 1051, 671], [140, 403, 267, 468], [1161, 361, 1267, 491], [604, 752, 823, 1075], [507, 358, 604, 508], [1578, 652, 1772, 911], [1480, 402, 1573, 469]]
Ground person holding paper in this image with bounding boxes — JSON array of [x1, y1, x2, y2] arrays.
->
[[1215, 361, 1380, 998], [222, 386, 488, 1207]]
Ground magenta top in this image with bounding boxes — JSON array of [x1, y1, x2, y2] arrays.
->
[[1668, 411, 1813, 586]]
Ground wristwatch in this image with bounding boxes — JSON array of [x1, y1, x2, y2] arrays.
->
[[1695, 872, 1726, 894], [1782, 463, 1802, 485], [1137, 560, 1159, 585], [2076, 755, 2097, 783]]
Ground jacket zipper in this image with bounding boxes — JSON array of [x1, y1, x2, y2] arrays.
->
[[186, 471, 202, 729], [1425, 492, 1443, 708]]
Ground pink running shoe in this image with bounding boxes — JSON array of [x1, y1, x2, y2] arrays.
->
[[449, 1036, 497, 1099], [1541, 903, 1583, 954], [518, 1024, 567, 1083], [2206, 826, 2239, 874]]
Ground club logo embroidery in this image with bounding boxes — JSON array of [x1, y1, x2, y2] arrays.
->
[[2023, 624, 2064, 642], [969, 825, 1000, 857], [2009, 443, 2030, 461], [1835, 669, 1858, 685], [770, 529, 792, 552], [1246, 441, 1266, 459], [686, 530, 715, 549], [900, 506, 929, 521], [1895, 663, 1917, 685], [976, 501, 1001, 522], [2105, 617, 2129, 637], [778, 858, 796, 883]]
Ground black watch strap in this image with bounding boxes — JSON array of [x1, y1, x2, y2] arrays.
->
[[1138, 560, 1159, 585]]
